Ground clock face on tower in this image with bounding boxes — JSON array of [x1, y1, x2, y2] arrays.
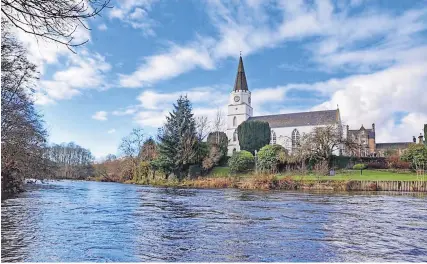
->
[[234, 96, 240, 102]]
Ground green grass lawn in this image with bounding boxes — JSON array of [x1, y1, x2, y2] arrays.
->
[[280, 170, 425, 181], [209, 167, 426, 181], [210, 167, 230, 177]]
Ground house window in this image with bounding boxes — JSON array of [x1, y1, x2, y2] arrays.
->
[[271, 131, 276, 144], [233, 130, 237, 141], [233, 116, 237, 127], [292, 129, 300, 151]]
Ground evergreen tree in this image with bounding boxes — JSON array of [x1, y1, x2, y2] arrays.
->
[[237, 121, 271, 154], [157, 96, 197, 180]]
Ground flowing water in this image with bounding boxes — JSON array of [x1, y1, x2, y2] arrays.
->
[[1, 180, 427, 262]]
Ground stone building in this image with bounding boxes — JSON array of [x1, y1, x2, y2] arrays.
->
[[346, 124, 424, 157], [226, 56, 342, 156]]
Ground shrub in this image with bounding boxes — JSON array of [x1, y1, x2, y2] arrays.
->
[[257, 144, 287, 173], [133, 161, 150, 183], [366, 162, 388, 169], [353, 164, 366, 170], [228, 150, 255, 173], [386, 155, 411, 169]]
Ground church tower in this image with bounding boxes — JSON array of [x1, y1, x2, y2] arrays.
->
[[227, 56, 253, 155]]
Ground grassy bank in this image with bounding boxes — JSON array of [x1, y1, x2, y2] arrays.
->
[[125, 169, 426, 192], [278, 170, 424, 181]]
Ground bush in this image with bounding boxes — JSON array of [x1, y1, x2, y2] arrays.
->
[[188, 165, 202, 179], [257, 144, 287, 173], [386, 155, 411, 169], [228, 150, 255, 173], [353, 164, 366, 170], [133, 161, 150, 183], [366, 162, 388, 169]]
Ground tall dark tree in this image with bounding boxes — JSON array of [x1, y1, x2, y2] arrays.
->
[[237, 121, 271, 154], [157, 96, 198, 180]]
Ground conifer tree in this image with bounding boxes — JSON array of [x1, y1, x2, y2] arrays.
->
[[157, 96, 197, 180], [237, 120, 271, 154]]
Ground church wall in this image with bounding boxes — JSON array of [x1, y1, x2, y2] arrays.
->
[[271, 124, 342, 156]]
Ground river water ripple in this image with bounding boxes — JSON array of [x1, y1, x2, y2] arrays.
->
[[1, 180, 427, 262]]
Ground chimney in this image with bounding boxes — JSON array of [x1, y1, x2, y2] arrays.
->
[[419, 133, 424, 144], [372, 123, 375, 132], [413, 136, 416, 143]]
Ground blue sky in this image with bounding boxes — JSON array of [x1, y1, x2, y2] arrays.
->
[[17, 0, 427, 159]]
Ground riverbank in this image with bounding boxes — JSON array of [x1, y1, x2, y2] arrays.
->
[[117, 172, 427, 192]]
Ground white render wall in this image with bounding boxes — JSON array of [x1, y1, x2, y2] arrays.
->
[[226, 90, 252, 155], [271, 124, 342, 155]]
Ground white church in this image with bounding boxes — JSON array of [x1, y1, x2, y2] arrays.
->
[[226, 56, 343, 156]]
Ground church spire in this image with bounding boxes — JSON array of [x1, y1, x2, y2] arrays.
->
[[233, 55, 249, 92]]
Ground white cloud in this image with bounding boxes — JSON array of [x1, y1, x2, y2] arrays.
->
[[34, 52, 112, 105], [108, 0, 158, 35], [304, 61, 427, 142], [134, 110, 168, 127], [107, 129, 116, 134], [119, 1, 427, 87], [119, 41, 215, 87], [92, 111, 108, 121], [98, 24, 108, 31], [136, 86, 227, 109]]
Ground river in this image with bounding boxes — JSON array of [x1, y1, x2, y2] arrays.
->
[[1, 180, 427, 262]]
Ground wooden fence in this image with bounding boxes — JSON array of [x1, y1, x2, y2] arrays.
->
[[348, 180, 427, 192]]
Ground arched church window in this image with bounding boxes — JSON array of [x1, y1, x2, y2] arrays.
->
[[233, 148, 236, 154], [233, 116, 237, 127], [271, 131, 276, 144], [233, 130, 237, 142], [292, 129, 300, 151]]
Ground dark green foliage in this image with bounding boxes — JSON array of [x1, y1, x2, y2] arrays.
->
[[207, 131, 228, 157], [228, 150, 255, 173], [188, 165, 202, 179], [237, 121, 271, 154], [257, 144, 287, 172], [195, 141, 209, 164], [157, 96, 198, 180]]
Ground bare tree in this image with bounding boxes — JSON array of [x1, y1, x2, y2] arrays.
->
[[212, 108, 226, 145], [296, 125, 357, 165], [119, 128, 145, 159], [1, 21, 53, 193], [47, 142, 94, 179], [1, 0, 110, 51], [195, 116, 210, 141]]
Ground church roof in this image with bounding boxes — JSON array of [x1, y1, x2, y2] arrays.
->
[[247, 109, 339, 128], [233, 56, 249, 91]]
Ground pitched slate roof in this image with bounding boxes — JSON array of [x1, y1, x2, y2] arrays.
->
[[233, 56, 249, 91], [376, 142, 412, 149], [247, 109, 339, 128]]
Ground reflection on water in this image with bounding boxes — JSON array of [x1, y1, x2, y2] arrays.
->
[[1, 180, 427, 262]]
